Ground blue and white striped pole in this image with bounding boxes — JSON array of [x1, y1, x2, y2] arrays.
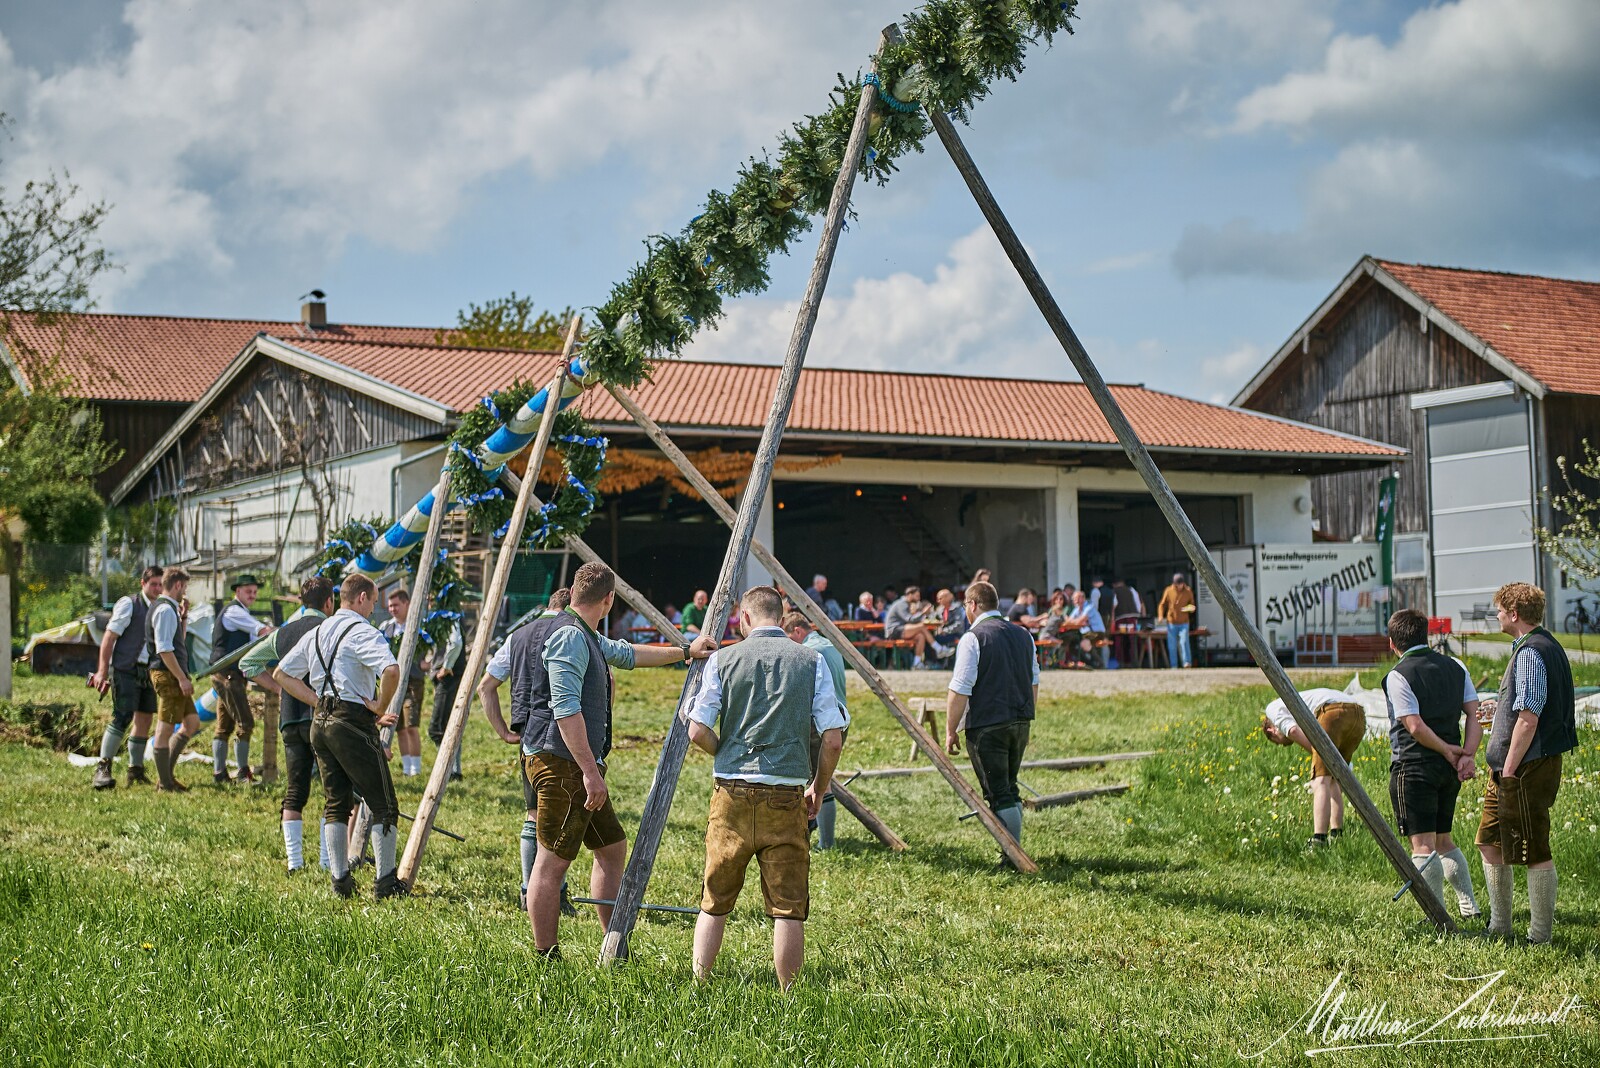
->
[[348, 357, 590, 576]]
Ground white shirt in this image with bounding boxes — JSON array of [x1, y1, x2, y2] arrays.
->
[[439, 622, 463, 672], [221, 600, 271, 640], [277, 608, 397, 704], [107, 592, 156, 664], [1264, 688, 1358, 734], [948, 611, 1040, 697], [1385, 647, 1477, 723], [150, 599, 182, 655], [687, 626, 847, 786]]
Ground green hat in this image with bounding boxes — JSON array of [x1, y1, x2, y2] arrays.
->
[[231, 573, 263, 591]]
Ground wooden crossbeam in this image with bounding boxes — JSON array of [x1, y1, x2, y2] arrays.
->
[[917, 66, 1455, 931], [831, 781, 907, 851], [605, 384, 1034, 873], [852, 751, 1156, 779], [1022, 784, 1129, 811], [598, 29, 896, 967]]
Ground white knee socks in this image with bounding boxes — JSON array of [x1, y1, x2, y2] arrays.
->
[[323, 822, 350, 881], [283, 820, 304, 871], [1439, 848, 1480, 917], [1528, 867, 1557, 944], [372, 824, 397, 880], [1483, 862, 1513, 936], [1412, 854, 1447, 910]]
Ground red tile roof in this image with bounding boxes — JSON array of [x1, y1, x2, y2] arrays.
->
[[1378, 261, 1600, 396], [277, 335, 1400, 459], [1, 311, 442, 403]]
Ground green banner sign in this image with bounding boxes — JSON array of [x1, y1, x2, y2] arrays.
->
[[1375, 476, 1398, 588]]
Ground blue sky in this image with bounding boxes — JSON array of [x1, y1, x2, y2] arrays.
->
[[2, 0, 1597, 401]]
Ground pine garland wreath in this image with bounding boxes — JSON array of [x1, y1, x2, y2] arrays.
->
[[431, 0, 1077, 541], [309, 515, 469, 648]]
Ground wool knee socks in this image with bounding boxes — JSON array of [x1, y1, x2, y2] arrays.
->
[[372, 823, 398, 881], [520, 820, 539, 897], [99, 724, 128, 762], [128, 735, 147, 769], [1483, 862, 1513, 936], [234, 737, 251, 777], [212, 739, 228, 775], [283, 820, 304, 871], [323, 822, 351, 882], [1439, 848, 1480, 917], [1412, 853, 1446, 910], [1528, 867, 1557, 944]]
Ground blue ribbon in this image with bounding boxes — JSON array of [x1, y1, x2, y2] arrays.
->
[[322, 538, 354, 555], [566, 472, 597, 508], [862, 72, 921, 114], [450, 442, 486, 470], [481, 395, 501, 421]]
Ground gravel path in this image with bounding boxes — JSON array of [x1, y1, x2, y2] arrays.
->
[[845, 665, 1364, 699]]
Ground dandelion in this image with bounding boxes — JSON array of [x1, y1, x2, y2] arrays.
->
[[141, 942, 154, 951]]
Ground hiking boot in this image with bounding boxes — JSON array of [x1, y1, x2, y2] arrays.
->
[[374, 874, 410, 901], [331, 874, 357, 899], [92, 758, 116, 791], [126, 765, 151, 786], [213, 770, 232, 786], [1306, 836, 1329, 851], [559, 884, 580, 918], [235, 766, 257, 785]]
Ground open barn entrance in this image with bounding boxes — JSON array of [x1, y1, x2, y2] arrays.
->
[[1079, 491, 1245, 609], [771, 481, 1047, 604]]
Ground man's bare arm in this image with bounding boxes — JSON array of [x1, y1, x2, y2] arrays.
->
[[478, 675, 518, 743]]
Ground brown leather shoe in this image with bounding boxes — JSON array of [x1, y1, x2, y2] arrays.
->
[[235, 766, 256, 785], [127, 765, 151, 786], [92, 758, 116, 790]]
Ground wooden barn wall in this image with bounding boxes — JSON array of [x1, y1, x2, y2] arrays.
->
[[1541, 395, 1600, 519], [92, 400, 187, 498], [127, 357, 438, 504], [1244, 282, 1504, 543]]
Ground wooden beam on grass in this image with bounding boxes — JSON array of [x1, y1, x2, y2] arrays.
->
[[598, 29, 897, 966], [831, 780, 907, 851], [854, 752, 1157, 779], [1022, 784, 1129, 811], [918, 75, 1455, 931], [605, 383, 1034, 872], [397, 315, 582, 887]]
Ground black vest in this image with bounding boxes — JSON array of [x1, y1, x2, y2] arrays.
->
[[144, 596, 188, 674], [274, 612, 328, 727], [515, 612, 613, 762], [966, 616, 1036, 731], [112, 594, 152, 673], [1384, 649, 1466, 767], [217, 599, 255, 657], [1489, 628, 1578, 772], [1109, 585, 1140, 623]]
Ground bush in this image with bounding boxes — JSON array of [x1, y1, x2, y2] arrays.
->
[[19, 482, 104, 546]]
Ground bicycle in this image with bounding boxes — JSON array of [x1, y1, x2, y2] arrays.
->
[[1563, 597, 1598, 654]]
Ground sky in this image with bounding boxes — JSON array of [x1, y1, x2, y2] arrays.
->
[[1, 0, 1597, 403]]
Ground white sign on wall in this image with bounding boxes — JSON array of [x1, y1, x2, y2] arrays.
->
[[1257, 544, 1383, 633]]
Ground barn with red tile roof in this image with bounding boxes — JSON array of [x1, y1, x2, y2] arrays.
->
[[110, 328, 1399, 610], [1234, 256, 1600, 624]]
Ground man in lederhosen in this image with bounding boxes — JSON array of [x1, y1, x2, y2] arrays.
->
[[243, 576, 336, 874], [427, 612, 465, 782], [147, 567, 197, 792], [944, 580, 1037, 865], [381, 587, 427, 777], [275, 573, 402, 899], [212, 573, 274, 785], [89, 565, 164, 789]]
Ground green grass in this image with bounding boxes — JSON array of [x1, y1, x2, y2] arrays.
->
[[2, 657, 1599, 1066]]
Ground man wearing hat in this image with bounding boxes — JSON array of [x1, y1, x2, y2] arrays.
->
[[213, 573, 274, 785]]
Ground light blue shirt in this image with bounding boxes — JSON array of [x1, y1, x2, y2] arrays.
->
[[1511, 639, 1547, 715], [949, 611, 1040, 697], [520, 613, 636, 759], [687, 626, 846, 786]]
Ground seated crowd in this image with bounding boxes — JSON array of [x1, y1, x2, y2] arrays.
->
[[617, 568, 1199, 671]]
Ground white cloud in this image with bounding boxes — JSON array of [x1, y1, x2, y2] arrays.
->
[[685, 225, 1067, 380], [1177, 0, 1600, 281], [1200, 342, 1264, 403], [0, 0, 890, 300]]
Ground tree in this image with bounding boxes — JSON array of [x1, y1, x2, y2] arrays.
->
[[0, 112, 117, 628], [437, 292, 574, 351], [1537, 441, 1600, 589]]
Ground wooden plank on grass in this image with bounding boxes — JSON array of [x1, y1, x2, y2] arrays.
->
[[1022, 784, 1130, 811]]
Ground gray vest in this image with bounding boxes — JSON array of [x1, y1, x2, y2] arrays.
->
[[144, 596, 187, 674], [112, 594, 151, 673], [711, 632, 818, 782], [515, 612, 612, 764]]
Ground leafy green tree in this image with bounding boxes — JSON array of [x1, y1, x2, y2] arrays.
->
[[437, 292, 574, 351]]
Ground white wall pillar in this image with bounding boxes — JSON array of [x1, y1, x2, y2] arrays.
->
[[1052, 471, 1079, 589]]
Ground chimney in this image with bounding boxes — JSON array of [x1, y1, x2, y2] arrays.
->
[[300, 289, 328, 328]]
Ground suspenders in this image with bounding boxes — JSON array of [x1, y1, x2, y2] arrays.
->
[[314, 620, 363, 706]]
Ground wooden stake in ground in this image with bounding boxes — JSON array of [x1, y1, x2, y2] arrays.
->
[[349, 465, 454, 865], [919, 92, 1454, 930], [607, 383, 1032, 870], [597, 30, 895, 966], [397, 315, 581, 887]]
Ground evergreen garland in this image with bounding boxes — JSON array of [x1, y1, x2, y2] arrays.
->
[[309, 515, 469, 649], [440, 0, 1077, 537]]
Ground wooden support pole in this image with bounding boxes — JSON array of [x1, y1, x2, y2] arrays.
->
[[606, 382, 1035, 872], [398, 315, 582, 887], [598, 29, 894, 966], [831, 780, 907, 851], [1022, 784, 1130, 811], [920, 92, 1454, 930], [854, 752, 1156, 779]]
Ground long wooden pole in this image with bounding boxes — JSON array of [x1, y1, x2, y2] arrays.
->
[[398, 315, 582, 886], [831, 780, 907, 851], [920, 94, 1453, 929], [606, 383, 1034, 870], [598, 29, 895, 965]]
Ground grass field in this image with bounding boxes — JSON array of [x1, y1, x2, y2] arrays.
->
[[2, 655, 1598, 1066]]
